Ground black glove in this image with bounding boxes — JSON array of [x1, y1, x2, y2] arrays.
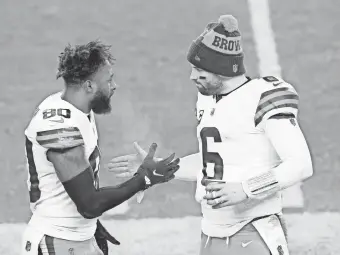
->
[[95, 220, 120, 255], [135, 143, 180, 189]]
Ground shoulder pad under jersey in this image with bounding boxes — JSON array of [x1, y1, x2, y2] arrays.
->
[[28, 93, 85, 150]]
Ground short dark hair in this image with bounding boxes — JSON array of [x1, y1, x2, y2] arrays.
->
[[56, 40, 115, 84]]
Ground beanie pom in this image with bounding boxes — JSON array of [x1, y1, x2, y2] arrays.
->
[[218, 15, 238, 33]]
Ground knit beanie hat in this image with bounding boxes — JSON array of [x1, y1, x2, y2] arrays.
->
[[187, 15, 246, 77]]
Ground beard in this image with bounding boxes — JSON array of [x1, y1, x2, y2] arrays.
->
[[196, 78, 223, 96], [90, 90, 112, 114], [197, 85, 210, 96]]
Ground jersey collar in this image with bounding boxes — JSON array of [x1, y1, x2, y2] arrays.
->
[[214, 75, 252, 102]]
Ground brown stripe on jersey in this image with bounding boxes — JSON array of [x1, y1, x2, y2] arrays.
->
[[255, 103, 298, 126], [257, 94, 298, 114], [36, 127, 83, 148], [89, 146, 101, 190], [89, 146, 100, 163], [25, 136, 41, 203], [37, 130, 82, 142], [41, 141, 85, 150], [36, 127, 80, 137], [269, 113, 295, 119], [38, 135, 83, 145], [255, 89, 299, 126], [259, 87, 288, 98], [257, 90, 297, 107], [37, 135, 84, 149]]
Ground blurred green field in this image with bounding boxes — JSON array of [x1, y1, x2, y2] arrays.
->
[[0, 0, 339, 224], [1, 213, 339, 255]]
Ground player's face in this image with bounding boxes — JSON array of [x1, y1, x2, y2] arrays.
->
[[90, 61, 116, 114], [190, 66, 223, 96]]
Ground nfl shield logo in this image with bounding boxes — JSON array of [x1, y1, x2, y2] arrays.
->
[[233, 64, 238, 73], [25, 241, 31, 251]]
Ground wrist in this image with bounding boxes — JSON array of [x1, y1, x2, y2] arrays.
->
[[134, 168, 152, 190], [241, 181, 252, 199], [242, 171, 280, 199]]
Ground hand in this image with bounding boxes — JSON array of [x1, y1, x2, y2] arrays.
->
[[107, 142, 161, 178], [203, 182, 248, 209], [94, 220, 120, 255], [136, 143, 180, 189]]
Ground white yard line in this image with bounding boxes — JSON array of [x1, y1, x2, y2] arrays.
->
[[247, 0, 282, 77], [247, 0, 304, 209]]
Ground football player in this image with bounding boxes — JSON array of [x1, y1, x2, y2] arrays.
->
[[22, 40, 180, 255], [108, 15, 313, 255]]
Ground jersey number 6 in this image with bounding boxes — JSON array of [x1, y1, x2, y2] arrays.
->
[[200, 127, 224, 185]]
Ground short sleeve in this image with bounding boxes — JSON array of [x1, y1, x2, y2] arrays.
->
[[254, 86, 299, 129], [33, 108, 85, 150]]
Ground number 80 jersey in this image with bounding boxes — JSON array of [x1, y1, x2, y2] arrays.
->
[[24, 92, 100, 241], [195, 77, 299, 237]]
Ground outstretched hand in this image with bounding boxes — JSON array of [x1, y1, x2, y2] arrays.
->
[[136, 143, 180, 188], [108, 142, 161, 178]]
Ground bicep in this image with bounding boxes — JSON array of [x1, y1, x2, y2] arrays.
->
[[255, 85, 299, 128], [47, 145, 91, 182]]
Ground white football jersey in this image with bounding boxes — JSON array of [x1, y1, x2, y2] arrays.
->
[[24, 92, 100, 241], [195, 76, 299, 237]]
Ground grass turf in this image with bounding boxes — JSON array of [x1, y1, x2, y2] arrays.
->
[[1, 213, 339, 255]]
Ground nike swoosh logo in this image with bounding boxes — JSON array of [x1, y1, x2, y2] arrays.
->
[[49, 118, 64, 123], [153, 170, 164, 176], [273, 82, 283, 86], [241, 241, 253, 248]]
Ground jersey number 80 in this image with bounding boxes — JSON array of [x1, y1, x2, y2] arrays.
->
[[43, 108, 71, 119]]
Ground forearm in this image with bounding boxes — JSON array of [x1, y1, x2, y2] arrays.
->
[[242, 159, 312, 200], [242, 118, 313, 199], [63, 167, 145, 218], [175, 152, 201, 181], [273, 157, 312, 190], [96, 174, 145, 213]]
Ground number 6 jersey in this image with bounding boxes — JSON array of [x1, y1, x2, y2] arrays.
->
[[24, 92, 100, 241], [195, 76, 299, 237]]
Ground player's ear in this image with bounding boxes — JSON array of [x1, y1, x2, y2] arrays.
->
[[83, 80, 97, 94]]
